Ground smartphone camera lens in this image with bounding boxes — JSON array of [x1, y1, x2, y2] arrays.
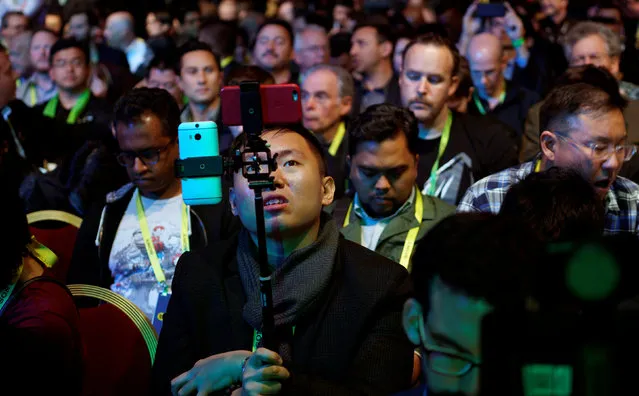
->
[[292, 90, 299, 102], [195, 133, 201, 141], [195, 123, 199, 128]]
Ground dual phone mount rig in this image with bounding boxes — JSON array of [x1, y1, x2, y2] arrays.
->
[[174, 81, 278, 350]]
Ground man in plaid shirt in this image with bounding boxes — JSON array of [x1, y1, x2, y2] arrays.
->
[[459, 81, 639, 235]]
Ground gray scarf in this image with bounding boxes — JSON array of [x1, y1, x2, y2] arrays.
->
[[237, 213, 340, 330]]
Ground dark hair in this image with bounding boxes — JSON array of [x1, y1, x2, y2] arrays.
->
[[113, 88, 181, 139], [176, 4, 200, 24], [175, 39, 220, 74], [353, 15, 394, 45], [402, 33, 461, 78], [1, 11, 28, 30], [145, 55, 178, 79], [229, 123, 327, 177], [223, 65, 274, 86], [453, 56, 472, 98], [348, 103, 419, 156], [500, 167, 605, 243], [64, 5, 99, 27], [411, 213, 540, 314], [554, 65, 627, 109], [199, 21, 238, 58], [329, 32, 351, 58], [150, 10, 172, 26], [0, 167, 31, 289], [49, 38, 89, 65], [540, 82, 624, 138], [253, 19, 294, 49], [147, 34, 177, 64]]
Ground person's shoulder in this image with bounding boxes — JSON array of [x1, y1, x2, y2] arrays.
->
[[105, 182, 135, 204], [454, 112, 515, 137], [339, 238, 409, 290], [613, 176, 639, 199], [458, 161, 534, 213], [177, 235, 239, 275], [421, 193, 456, 218]]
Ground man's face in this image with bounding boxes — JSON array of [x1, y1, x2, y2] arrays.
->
[[569, 34, 619, 76], [301, 69, 351, 136], [8, 32, 31, 77], [147, 68, 182, 104], [30, 31, 57, 73], [349, 132, 418, 217], [115, 113, 179, 197], [68, 14, 90, 42], [393, 37, 410, 74], [350, 27, 386, 74], [333, 5, 350, 26], [178, 50, 221, 106], [230, 130, 335, 238], [50, 47, 89, 91], [423, 277, 492, 396], [468, 46, 504, 98], [400, 44, 459, 126], [2, 14, 28, 42], [295, 29, 329, 72], [182, 11, 200, 38], [541, 0, 568, 18], [146, 13, 165, 38], [104, 16, 126, 48], [547, 110, 627, 199], [253, 24, 293, 71]]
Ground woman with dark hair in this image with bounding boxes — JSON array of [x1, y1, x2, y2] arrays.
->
[[0, 168, 83, 394]]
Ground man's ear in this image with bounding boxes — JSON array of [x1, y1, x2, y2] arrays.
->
[[611, 55, 621, 77], [229, 186, 239, 216], [447, 75, 460, 98], [321, 175, 336, 206], [380, 40, 393, 59], [402, 298, 426, 346], [540, 130, 557, 162], [339, 95, 353, 117]]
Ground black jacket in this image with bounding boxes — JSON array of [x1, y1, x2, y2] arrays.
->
[[467, 83, 540, 142], [351, 73, 403, 118], [152, 234, 415, 395], [67, 183, 240, 288]]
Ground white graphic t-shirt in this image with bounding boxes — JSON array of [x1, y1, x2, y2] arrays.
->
[[109, 191, 186, 319]]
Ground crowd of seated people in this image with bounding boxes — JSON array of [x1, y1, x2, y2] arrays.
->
[[1, 1, 639, 395]]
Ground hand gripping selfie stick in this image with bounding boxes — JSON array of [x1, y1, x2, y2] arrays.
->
[[175, 81, 276, 351]]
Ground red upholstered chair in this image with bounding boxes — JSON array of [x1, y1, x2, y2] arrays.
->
[[27, 210, 82, 282], [67, 284, 158, 396]]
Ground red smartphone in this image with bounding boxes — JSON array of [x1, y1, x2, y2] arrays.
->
[[221, 84, 303, 126]]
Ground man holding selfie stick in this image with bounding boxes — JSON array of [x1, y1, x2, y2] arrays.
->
[[152, 83, 415, 395]]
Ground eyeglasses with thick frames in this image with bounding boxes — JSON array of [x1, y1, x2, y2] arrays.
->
[[555, 133, 637, 162], [422, 343, 482, 377], [116, 140, 175, 168]]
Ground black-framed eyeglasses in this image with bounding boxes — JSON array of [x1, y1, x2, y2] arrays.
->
[[116, 140, 175, 168], [555, 133, 637, 163], [422, 343, 482, 377]]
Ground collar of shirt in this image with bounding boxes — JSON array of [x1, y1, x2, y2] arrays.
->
[[180, 103, 220, 123], [352, 186, 416, 226]]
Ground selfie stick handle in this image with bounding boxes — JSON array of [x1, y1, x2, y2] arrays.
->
[[240, 81, 276, 351]]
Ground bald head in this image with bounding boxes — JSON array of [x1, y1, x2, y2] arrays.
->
[[467, 32, 502, 63], [105, 11, 135, 50], [467, 33, 505, 99]]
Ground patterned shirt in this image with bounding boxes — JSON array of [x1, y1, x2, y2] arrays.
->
[[458, 161, 639, 235]]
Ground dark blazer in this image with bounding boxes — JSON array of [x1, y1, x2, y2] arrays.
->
[[152, 234, 415, 395], [67, 183, 240, 288]]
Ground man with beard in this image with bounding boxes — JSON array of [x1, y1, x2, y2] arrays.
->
[[17, 29, 57, 107], [459, 81, 639, 236], [399, 33, 518, 205]]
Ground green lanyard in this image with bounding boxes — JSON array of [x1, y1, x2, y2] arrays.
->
[[473, 90, 506, 115], [16, 79, 37, 106], [0, 264, 23, 313], [42, 89, 91, 124], [427, 112, 453, 196], [327, 122, 346, 157], [343, 191, 424, 269], [135, 190, 190, 293]]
